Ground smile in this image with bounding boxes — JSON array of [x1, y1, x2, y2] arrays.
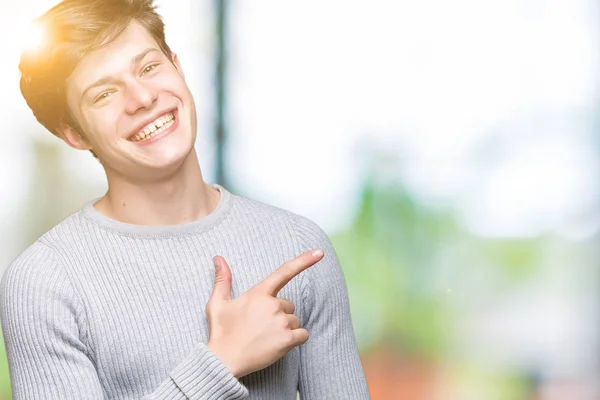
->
[[128, 111, 176, 142]]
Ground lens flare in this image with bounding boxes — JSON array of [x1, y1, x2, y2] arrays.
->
[[21, 21, 47, 54]]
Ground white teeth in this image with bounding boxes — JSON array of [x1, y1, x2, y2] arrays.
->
[[130, 112, 175, 142], [131, 118, 174, 142]]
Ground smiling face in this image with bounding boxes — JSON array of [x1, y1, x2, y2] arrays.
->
[[62, 21, 197, 181]]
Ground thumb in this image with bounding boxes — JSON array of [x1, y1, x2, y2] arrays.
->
[[211, 256, 232, 301]]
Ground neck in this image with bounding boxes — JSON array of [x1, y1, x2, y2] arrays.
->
[[95, 149, 220, 226]]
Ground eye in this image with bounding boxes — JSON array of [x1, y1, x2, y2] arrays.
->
[[93, 91, 113, 104], [142, 63, 160, 75]]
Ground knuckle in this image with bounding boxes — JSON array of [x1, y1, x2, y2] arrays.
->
[[301, 329, 309, 343], [205, 301, 221, 318], [282, 331, 296, 347], [279, 298, 293, 312], [278, 313, 290, 329], [269, 298, 282, 314], [276, 300, 285, 312], [291, 315, 301, 327]]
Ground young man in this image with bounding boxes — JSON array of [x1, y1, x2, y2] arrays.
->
[[0, 0, 369, 399]]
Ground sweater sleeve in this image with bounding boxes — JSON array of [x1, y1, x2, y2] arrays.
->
[[0, 241, 248, 400], [291, 214, 371, 399]]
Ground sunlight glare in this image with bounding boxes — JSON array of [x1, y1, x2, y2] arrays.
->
[[20, 21, 47, 54]]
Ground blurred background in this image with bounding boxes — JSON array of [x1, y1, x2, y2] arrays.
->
[[1, 0, 599, 399]]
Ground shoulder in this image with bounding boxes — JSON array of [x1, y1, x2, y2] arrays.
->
[[0, 209, 84, 307], [6, 205, 94, 273], [0, 241, 70, 329], [229, 191, 330, 247], [38, 209, 90, 248], [228, 191, 339, 281], [229, 192, 341, 284], [2, 210, 80, 287], [1, 241, 61, 299]]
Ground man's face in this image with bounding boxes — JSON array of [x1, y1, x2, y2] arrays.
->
[[65, 21, 197, 179]]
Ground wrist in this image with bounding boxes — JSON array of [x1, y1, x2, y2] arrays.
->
[[207, 341, 243, 378]]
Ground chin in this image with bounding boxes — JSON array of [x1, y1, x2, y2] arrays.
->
[[146, 139, 195, 171]]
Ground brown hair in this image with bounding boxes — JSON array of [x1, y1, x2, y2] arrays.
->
[[19, 0, 172, 139]]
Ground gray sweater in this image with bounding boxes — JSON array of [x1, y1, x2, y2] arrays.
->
[[0, 184, 369, 399]]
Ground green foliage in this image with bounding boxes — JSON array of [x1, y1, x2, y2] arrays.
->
[[331, 180, 545, 360], [331, 182, 459, 357], [475, 239, 546, 281], [0, 333, 11, 400]]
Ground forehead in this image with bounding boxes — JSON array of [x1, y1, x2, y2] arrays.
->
[[68, 21, 161, 93]]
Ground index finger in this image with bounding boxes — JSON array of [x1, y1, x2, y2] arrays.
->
[[258, 249, 324, 296]]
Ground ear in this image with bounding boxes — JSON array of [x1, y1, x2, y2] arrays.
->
[[57, 124, 93, 151], [171, 52, 185, 79]]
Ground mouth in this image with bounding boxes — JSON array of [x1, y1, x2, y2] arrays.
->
[[127, 109, 178, 143]]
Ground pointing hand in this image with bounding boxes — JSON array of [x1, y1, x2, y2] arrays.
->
[[206, 249, 324, 378]]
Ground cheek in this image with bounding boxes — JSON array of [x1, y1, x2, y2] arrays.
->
[[161, 71, 192, 98], [84, 107, 123, 145]]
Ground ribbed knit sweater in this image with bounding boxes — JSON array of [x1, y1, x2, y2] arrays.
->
[[0, 184, 369, 400]]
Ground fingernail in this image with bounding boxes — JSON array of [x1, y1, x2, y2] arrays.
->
[[312, 249, 323, 258], [213, 257, 221, 269]]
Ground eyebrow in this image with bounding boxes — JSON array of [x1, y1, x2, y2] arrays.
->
[[80, 48, 161, 100]]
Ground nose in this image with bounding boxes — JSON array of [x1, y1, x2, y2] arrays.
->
[[124, 79, 157, 114]]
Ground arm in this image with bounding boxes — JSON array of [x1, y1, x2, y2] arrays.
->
[[0, 241, 248, 400], [292, 215, 370, 399]]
